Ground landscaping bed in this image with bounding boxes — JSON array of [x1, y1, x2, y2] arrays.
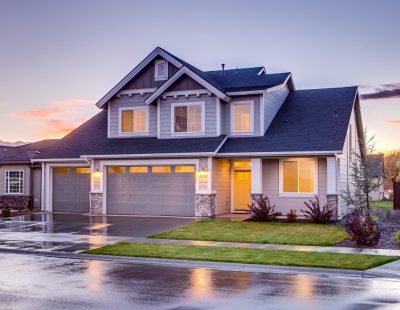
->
[[150, 220, 349, 246], [84, 242, 398, 271]]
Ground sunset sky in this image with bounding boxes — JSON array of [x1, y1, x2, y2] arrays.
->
[[0, 0, 399, 151]]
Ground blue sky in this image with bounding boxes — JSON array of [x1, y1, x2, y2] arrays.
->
[[0, 0, 399, 150]]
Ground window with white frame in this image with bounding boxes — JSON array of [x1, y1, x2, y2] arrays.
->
[[154, 60, 168, 80], [5, 170, 24, 194], [280, 158, 317, 195], [231, 101, 253, 133], [120, 107, 148, 133], [172, 102, 204, 134]]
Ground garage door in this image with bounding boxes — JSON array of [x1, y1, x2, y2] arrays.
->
[[52, 167, 91, 213], [106, 165, 196, 216]]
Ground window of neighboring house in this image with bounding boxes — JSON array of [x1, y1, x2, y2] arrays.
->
[[231, 101, 253, 133], [172, 102, 204, 134], [5, 170, 24, 194], [155, 60, 168, 80], [280, 158, 317, 195], [120, 107, 148, 133]]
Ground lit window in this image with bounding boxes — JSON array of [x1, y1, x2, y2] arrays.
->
[[5, 170, 24, 194], [152, 166, 171, 173], [232, 102, 252, 132], [155, 60, 168, 80], [54, 168, 71, 174], [173, 103, 203, 134], [282, 159, 316, 194], [175, 166, 195, 173], [121, 108, 148, 133], [108, 167, 126, 174], [130, 167, 148, 174], [76, 168, 91, 174], [233, 162, 252, 169]]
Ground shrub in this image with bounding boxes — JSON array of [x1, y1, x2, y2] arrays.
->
[[301, 196, 334, 223], [345, 211, 380, 246], [395, 231, 400, 244], [286, 209, 297, 223], [1, 207, 11, 218], [248, 195, 281, 222]]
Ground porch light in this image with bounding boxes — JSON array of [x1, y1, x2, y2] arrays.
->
[[93, 168, 102, 178]]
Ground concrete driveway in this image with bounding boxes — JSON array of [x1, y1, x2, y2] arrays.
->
[[0, 213, 194, 253]]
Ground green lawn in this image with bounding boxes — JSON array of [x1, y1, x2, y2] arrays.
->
[[84, 242, 398, 271], [150, 220, 349, 246], [371, 200, 393, 209]]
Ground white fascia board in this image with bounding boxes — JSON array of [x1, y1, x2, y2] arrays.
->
[[213, 136, 228, 155], [96, 47, 183, 108], [215, 150, 343, 157], [226, 90, 265, 96], [80, 152, 215, 159], [31, 158, 87, 163], [145, 67, 231, 104]]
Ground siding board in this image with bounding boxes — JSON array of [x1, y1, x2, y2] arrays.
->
[[263, 84, 290, 134]]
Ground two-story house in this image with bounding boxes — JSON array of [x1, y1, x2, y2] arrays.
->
[[28, 47, 363, 218]]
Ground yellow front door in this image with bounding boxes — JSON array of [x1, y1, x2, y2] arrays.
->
[[234, 170, 252, 211]]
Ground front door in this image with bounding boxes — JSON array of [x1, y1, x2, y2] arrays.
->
[[234, 170, 252, 211]]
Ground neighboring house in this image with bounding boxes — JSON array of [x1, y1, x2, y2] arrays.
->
[[369, 154, 385, 201], [30, 47, 363, 218], [0, 140, 58, 209], [384, 180, 394, 200]]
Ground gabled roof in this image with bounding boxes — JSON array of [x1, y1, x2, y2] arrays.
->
[[218, 86, 358, 155], [0, 139, 58, 164], [34, 112, 227, 160], [368, 154, 385, 177]]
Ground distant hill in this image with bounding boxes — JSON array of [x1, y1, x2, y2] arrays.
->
[[0, 140, 29, 147]]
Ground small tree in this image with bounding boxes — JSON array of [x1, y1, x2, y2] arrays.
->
[[340, 130, 382, 212]]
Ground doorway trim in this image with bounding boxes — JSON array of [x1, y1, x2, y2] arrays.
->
[[230, 159, 252, 213]]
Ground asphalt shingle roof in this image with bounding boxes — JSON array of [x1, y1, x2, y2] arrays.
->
[[0, 139, 58, 164], [36, 111, 226, 159], [219, 86, 358, 154]]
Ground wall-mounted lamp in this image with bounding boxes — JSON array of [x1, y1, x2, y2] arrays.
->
[[93, 168, 102, 178]]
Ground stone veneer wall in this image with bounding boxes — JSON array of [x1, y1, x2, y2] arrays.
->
[[89, 193, 103, 215], [195, 194, 216, 218], [0, 196, 31, 210]]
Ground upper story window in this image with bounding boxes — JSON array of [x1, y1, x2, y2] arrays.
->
[[5, 170, 24, 194], [280, 158, 317, 196], [120, 107, 148, 134], [171, 102, 205, 135], [231, 101, 254, 134], [154, 60, 168, 81]]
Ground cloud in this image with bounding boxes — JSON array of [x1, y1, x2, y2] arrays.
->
[[11, 107, 66, 119], [36, 118, 89, 137], [384, 120, 400, 126], [360, 83, 400, 100]]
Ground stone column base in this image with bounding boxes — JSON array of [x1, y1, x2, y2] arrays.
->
[[326, 194, 339, 220], [195, 194, 216, 218], [89, 193, 103, 215]]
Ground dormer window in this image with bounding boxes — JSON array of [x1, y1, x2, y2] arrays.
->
[[155, 60, 168, 81], [231, 100, 254, 134]]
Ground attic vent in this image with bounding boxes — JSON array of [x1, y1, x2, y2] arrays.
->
[[155, 60, 168, 81]]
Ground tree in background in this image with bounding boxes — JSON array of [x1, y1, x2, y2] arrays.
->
[[384, 150, 400, 183]]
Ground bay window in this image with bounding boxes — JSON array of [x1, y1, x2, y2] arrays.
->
[[280, 158, 317, 195]]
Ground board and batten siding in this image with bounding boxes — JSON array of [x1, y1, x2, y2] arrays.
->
[[0, 164, 32, 196], [263, 84, 290, 133], [108, 95, 157, 138], [261, 158, 327, 215], [212, 159, 231, 215], [159, 94, 218, 139]]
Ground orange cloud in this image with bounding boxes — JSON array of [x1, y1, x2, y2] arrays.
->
[[35, 117, 89, 138], [384, 120, 400, 125], [11, 107, 67, 119]]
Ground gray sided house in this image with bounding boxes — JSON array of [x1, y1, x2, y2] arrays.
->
[[0, 140, 58, 209], [31, 47, 363, 218]]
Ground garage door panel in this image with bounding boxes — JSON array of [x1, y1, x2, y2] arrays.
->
[[107, 167, 195, 216]]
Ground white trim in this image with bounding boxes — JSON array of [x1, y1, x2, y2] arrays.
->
[[157, 98, 161, 138], [327, 157, 338, 195], [260, 94, 265, 135], [257, 67, 267, 75], [251, 158, 263, 194], [170, 101, 205, 137], [117, 88, 157, 97], [266, 74, 293, 93], [107, 102, 111, 138], [96, 47, 183, 108], [162, 89, 210, 98], [216, 151, 342, 157], [278, 157, 318, 197], [154, 59, 168, 81], [230, 100, 255, 136], [81, 152, 214, 159], [4, 170, 24, 195], [118, 106, 150, 136], [216, 97, 221, 136], [213, 136, 228, 155], [145, 66, 231, 104], [226, 90, 265, 96], [32, 158, 87, 163]]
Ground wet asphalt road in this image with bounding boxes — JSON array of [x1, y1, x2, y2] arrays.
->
[[1, 252, 400, 310]]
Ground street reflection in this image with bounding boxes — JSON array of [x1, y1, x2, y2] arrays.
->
[[188, 268, 214, 299], [87, 260, 106, 290], [295, 274, 314, 300]]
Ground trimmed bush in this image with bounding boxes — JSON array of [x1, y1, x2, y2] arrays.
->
[[248, 195, 281, 222], [345, 211, 380, 246], [301, 196, 334, 224]]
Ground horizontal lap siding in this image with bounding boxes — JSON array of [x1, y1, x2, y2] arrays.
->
[[159, 94, 218, 138], [109, 96, 157, 138], [212, 159, 231, 215], [262, 158, 327, 215], [264, 84, 290, 133]]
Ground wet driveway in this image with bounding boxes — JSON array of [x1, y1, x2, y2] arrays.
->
[[1, 252, 400, 310], [0, 213, 194, 252]]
